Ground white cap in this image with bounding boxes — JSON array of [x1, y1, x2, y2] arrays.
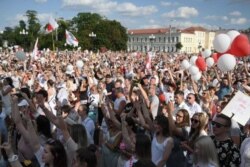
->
[[18, 99, 29, 107]]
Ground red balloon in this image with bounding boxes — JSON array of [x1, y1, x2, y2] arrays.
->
[[212, 53, 219, 63], [195, 56, 207, 71], [158, 93, 166, 103], [229, 34, 250, 57]]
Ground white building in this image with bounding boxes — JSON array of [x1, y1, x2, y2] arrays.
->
[[127, 26, 216, 53]]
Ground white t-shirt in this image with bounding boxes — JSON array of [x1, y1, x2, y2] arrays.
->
[[151, 135, 172, 167]]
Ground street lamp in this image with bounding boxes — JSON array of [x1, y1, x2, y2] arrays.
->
[[198, 42, 202, 53], [149, 34, 155, 51], [89, 32, 96, 51], [20, 29, 28, 35]]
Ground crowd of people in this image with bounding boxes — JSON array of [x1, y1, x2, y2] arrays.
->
[[0, 49, 249, 167]]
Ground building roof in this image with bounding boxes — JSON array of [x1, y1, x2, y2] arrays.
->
[[128, 28, 170, 35], [128, 26, 207, 35], [182, 26, 207, 33]]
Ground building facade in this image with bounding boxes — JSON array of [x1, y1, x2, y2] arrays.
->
[[127, 26, 216, 53]]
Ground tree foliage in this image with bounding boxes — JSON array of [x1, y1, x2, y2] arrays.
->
[[0, 11, 128, 52]]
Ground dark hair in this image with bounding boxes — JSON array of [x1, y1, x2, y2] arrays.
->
[[5, 77, 14, 88], [175, 90, 184, 97], [76, 144, 97, 167], [126, 116, 137, 133], [36, 89, 48, 101], [47, 79, 54, 87], [20, 87, 31, 99], [70, 124, 88, 148], [135, 134, 151, 160], [155, 115, 171, 137], [132, 159, 156, 167], [36, 115, 52, 139], [46, 139, 67, 167], [61, 105, 72, 114], [216, 114, 232, 127]]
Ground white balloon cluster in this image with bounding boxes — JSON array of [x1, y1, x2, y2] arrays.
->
[[212, 30, 240, 72]]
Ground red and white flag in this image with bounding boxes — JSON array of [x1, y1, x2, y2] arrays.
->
[[46, 17, 59, 33], [32, 38, 39, 60], [65, 30, 78, 47]]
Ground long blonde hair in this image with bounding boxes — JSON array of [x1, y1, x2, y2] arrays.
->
[[193, 136, 219, 167]]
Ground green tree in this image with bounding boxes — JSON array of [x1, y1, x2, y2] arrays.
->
[[25, 10, 41, 51], [175, 42, 183, 52]]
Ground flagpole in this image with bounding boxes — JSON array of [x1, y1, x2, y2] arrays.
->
[[52, 31, 55, 51]]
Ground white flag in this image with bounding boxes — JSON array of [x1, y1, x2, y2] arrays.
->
[[65, 30, 78, 47], [32, 38, 39, 59]]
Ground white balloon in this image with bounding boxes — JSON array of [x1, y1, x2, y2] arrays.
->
[[181, 59, 190, 70], [202, 49, 212, 58], [191, 72, 202, 82], [2, 60, 8, 65], [190, 56, 198, 65], [227, 30, 240, 43], [189, 65, 199, 75], [76, 60, 84, 68], [213, 34, 231, 53], [66, 64, 74, 74], [40, 57, 46, 64], [217, 54, 236, 72], [206, 57, 214, 68]]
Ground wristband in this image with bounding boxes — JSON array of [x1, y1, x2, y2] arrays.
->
[[8, 154, 18, 162]]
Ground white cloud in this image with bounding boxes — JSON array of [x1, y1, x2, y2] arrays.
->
[[229, 11, 241, 16], [7, 13, 53, 29], [116, 3, 157, 16], [172, 21, 219, 30], [162, 6, 198, 19], [35, 0, 47, 3], [62, 0, 157, 16], [62, 0, 102, 6], [160, 1, 172, 6], [205, 15, 228, 21], [230, 17, 247, 25]]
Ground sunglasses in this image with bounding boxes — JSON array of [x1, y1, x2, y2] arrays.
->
[[191, 118, 200, 124], [211, 121, 227, 128]]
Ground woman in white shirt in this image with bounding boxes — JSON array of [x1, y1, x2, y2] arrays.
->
[[151, 115, 174, 167]]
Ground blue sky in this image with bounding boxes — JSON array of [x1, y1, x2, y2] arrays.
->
[[0, 0, 250, 31]]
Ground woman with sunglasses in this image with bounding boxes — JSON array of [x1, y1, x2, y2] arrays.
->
[[166, 102, 190, 167], [181, 112, 209, 167], [11, 95, 68, 167]]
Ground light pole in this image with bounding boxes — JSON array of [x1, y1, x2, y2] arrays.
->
[[20, 29, 28, 51], [89, 32, 96, 52], [149, 34, 155, 51], [198, 42, 202, 53]]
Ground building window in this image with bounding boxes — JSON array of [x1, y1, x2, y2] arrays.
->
[[145, 38, 147, 42], [176, 37, 179, 42], [159, 37, 161, 42], [132, 37, 134, 42]]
